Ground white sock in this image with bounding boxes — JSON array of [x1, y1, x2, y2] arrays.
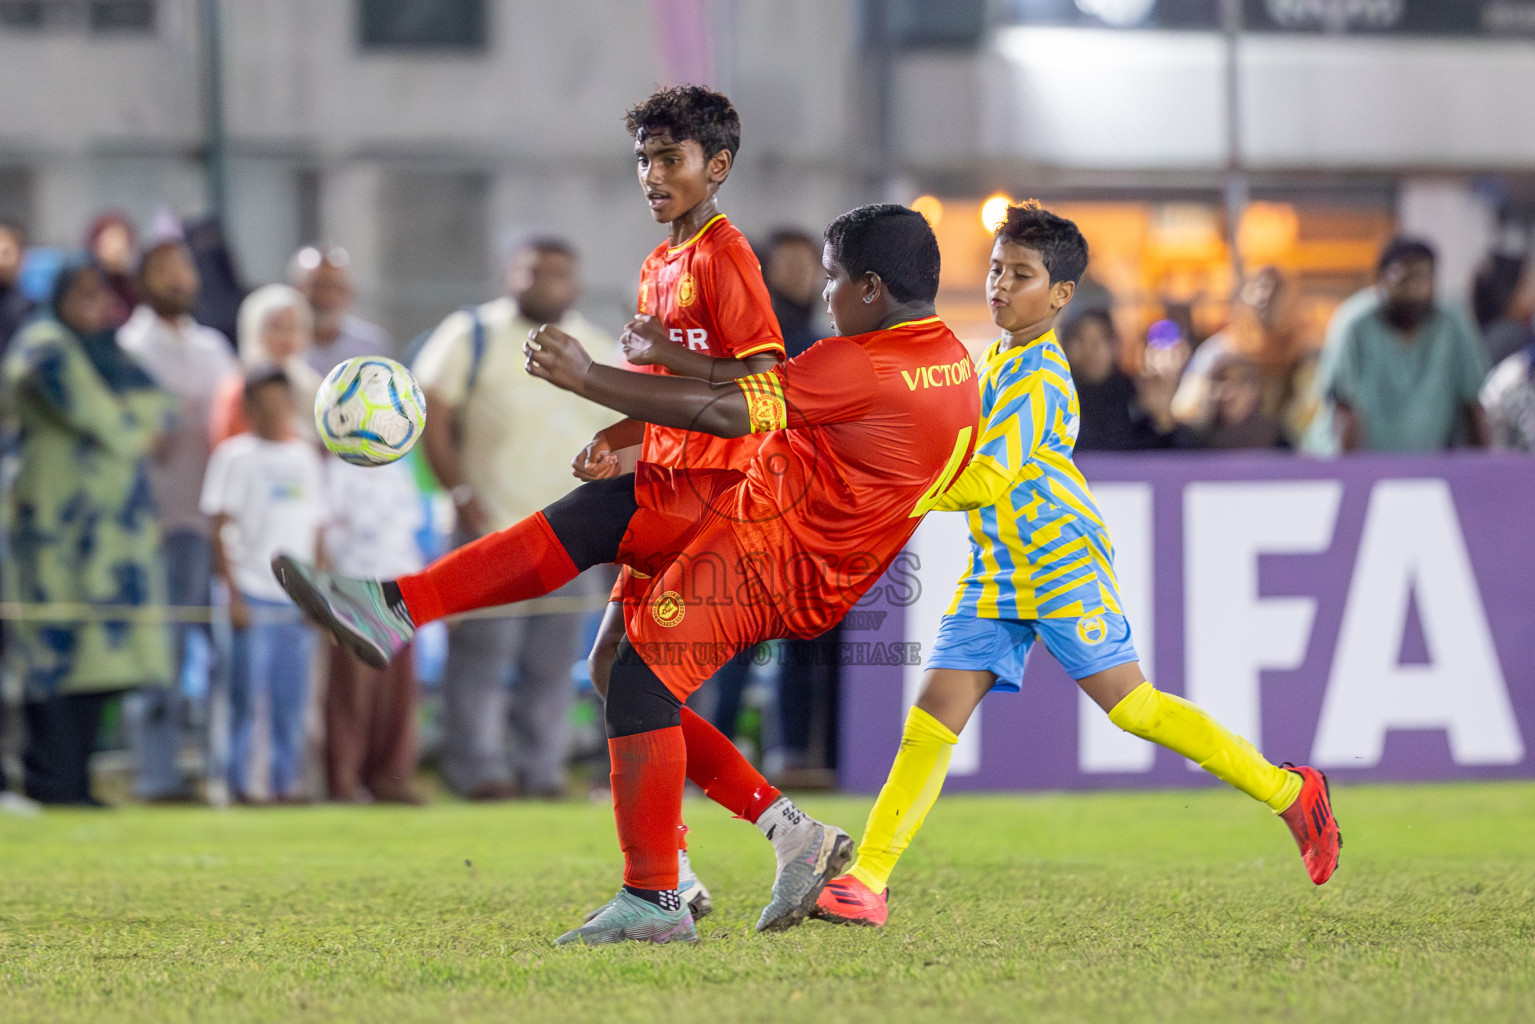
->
[[678, 849, 697, 887], [755, 796, 815, 866]]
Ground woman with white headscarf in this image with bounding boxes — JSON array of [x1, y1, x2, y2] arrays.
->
[[209, 284, 323, 445]]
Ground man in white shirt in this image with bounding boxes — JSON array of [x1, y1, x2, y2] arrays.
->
[[289, 243, 390, 375], [412, 236, 614, 799], [117, 237, 237, 802]]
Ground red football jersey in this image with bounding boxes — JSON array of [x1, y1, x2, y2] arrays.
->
[[636, 214, 785, 471], [729, 316, 980, 636]]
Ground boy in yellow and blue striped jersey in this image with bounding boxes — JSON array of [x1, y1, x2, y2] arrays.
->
[[813, 203, 1341, 928]]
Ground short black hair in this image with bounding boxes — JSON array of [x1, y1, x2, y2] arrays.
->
[[823, 204, 940, 304], [0, 220, 26, 245], [625, 85, 741, 162], [242, 363, 290, 401], [1377, 236, 1436, 276], [996, 201, 1089, 285]]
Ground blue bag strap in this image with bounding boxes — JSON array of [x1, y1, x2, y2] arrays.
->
[[463, 305, 487, 396]]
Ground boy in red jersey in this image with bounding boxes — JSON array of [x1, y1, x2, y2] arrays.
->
[[571, 86, 787, 918], [273, 205, 979, 947]]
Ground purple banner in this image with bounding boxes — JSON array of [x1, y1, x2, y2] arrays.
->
[[839, 453, 1535, 793]]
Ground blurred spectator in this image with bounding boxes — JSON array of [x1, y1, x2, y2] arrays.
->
[[0, 221, 35, 353], [322, 459, 425, 803], [85, 212, 138, 328], [1061, 310, 1169, 451], [117, 238, 236, 802], [201, 367, 326, 803], [762, 228, 837, 780], [183, 216, 247, 347], [1471, 253, 1535, 368], [210, 285, 322, 446], [1327, 238, 1490, 453], [2, 261, 172, 805], [1172, 267, 1317, 443], [1300, 285, 1378, 456], [1184, 353, 1290, 450], [413, 236, 613, 799], [289, 244, 389, 374], [1480, 340, 1535, 453], [762, 229, 826, 358]]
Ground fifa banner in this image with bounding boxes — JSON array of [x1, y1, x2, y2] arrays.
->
[[838, 454, 1535, 793]]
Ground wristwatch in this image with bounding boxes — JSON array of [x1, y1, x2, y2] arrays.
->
[[449, 484, 477, 506]]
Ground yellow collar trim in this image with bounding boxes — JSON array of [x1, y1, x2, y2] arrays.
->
[[888, 315, 942, 331], [668, 213, 727, 254]]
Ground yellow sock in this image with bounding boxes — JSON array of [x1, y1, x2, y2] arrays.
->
[[1108, 682, 1302, 813], [847, 706, 958, 892]]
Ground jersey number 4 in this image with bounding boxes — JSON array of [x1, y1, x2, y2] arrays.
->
[[909, 426, 974, 518]]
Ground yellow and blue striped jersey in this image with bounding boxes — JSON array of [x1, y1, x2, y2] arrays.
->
[[938, 330, 1121, 621]]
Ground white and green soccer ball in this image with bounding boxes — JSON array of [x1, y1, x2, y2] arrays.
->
[[314, 356, 427, 466]]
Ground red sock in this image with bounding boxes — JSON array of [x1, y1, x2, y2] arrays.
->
[[679, 706, 781, 823], [395, 512, 577, 626], [609, 727, 686, 891]]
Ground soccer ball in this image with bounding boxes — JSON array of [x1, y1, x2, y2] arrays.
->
[[315, 356, 427, 466]]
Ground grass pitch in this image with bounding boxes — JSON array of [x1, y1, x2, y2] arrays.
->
[[3, 782, 1535, 1023]]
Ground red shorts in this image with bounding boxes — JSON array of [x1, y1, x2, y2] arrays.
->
[[615, 464, 790, 700]]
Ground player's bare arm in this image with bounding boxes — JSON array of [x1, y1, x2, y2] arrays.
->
[[528, 323, 751, 437], [620, 314, 782, 381]]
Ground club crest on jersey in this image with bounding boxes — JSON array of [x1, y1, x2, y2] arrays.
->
[[652, 590, 686, 628], [1076, 615, 1107, 645], [677, 273, 697, 308]]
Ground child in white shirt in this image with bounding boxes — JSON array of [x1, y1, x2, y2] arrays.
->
[[201, 366, 326, 802]]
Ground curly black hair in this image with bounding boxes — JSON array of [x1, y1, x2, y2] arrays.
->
[[824, 204, 941, 304], [996, 201, 1089, 286], [625, 85, 741, 162]]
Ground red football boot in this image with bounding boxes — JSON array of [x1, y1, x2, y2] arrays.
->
[[811, 874, 888, 927], [1278, 764, 1341, 885]]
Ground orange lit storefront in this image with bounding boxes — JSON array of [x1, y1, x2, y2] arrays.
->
[[913, 192, 1395, 368]]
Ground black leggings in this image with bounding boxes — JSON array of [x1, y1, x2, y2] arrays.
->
[[542, 474, 638, 570], [544, 476, 682, 738]]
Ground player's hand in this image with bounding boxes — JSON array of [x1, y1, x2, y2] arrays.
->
[[571, 431, 621, 481], [619, 315, 669, 367], [525, 323, 593, 393]]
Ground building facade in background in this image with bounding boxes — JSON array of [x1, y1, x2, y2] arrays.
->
[[0, 0, 1531, 347]]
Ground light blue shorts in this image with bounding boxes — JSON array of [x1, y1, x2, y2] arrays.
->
[[926, 612, 1139, 692]]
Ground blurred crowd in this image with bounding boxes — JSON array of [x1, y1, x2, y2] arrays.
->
[[0, 212, 842, 811], [0, 212, 1531, 813], [1062, 234, 1535, 458]]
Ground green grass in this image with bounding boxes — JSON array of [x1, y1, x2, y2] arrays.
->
[[3, 783, 1535, 1023]]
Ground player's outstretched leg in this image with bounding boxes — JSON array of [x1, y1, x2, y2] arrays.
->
[[275, 476, 637, 666], [678, 706, 851, 931], [1097, 669, 1341, 885], [271, 556, 415, 668]]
